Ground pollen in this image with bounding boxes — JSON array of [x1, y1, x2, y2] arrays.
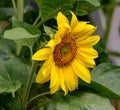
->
[[53, 36, 77, 67]]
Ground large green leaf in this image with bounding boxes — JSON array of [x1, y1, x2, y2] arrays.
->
[[80, 63, 120, 99], [35, 0, 74, 21], [0, 38, 16, 62], [0, 93, 23, 110], [3, 27, 39, 47], [51, 92, 115, 110], [12, 20, 41, 35], [35, 0, 100, 23], [0, 56, 31, 93], [75, 0, 100, 16], [3, 28, 39, 40]]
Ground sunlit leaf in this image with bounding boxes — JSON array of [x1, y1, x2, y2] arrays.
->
[[43, 25, 56, 38], [3, 28, 39, 39], [12, 20, 41, 35], [3, 27, 39, 47]]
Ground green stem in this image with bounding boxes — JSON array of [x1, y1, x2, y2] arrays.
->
[[16, 44, 23, 56], [24, 92, 50, 108], [33, 12, 41, 26], [22, 61, 38, 107], [98, 9, 106, 31], [108, 51, 120, 57], [36, 19, 46, 28], [104, 2, 115, 46], [12, 0, 17, 17], [30, 46, 33, 59], [16, 0, 24, 56], [17, 0, 24, 21]]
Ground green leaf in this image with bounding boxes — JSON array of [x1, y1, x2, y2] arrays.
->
[[3, 27, 39, 47], [51, 92, 115, 110], [75, 0, 100, 16], [0, 56, 32, 93], [35, 0, 74, 21], [3, 28, 39, 39], [0, 38, 16, 62], [35, 0, 100, 24], [12, 20, 41, 35], [80, 63, 120, 99], [0, 93, 23, 110], [43, 25, 56, 38]]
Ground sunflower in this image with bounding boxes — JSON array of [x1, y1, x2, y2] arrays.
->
[[32, 11, 100, 95]]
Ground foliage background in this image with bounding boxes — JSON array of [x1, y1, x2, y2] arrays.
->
[[0, 0, 120, 110]]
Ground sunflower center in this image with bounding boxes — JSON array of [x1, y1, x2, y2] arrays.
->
[[61, 44, 70, 56], [53, 36, 77, 67]]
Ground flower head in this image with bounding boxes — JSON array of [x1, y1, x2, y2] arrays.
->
[[32, 11, 100, 95]]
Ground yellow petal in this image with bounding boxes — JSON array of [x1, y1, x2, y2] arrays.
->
[[50, 62, 59, 88], [63, 66, 78, 91], [70, 11, 79, 29], [76, 48, 98, 68], [72, 23, 96, 39], [36, 68, 50, 84], [41, 55, 53, 75], [71, 22, 88, 38], [50, 82, 60, 94], [32, 48, 52, 61], [75, 53, 95, 68], [71, 59, 91, 83], [79, 24, 96, 37], [54, 30, 62, 43], [46, 39, 55, 47], [76, 35, 100, 46], [57, 12, 70, 30], [35, 55, 53, 83], [58, 67, 68, 95], [77, 47, 98, 59], [50, 63, 60, 94]]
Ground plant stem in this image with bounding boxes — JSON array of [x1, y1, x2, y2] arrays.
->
[[17, 0, 24, 21], [33, 12, 41, 26], [22, 61, 38, 108], [108, 51, 120, 57], [98, 9, 106, 31], [104, 2, 115, 46], [16, 0, 24, 56], [24, 92, 50, 108], [12, 0, 17, 17], [36, 19, 46, 28]]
